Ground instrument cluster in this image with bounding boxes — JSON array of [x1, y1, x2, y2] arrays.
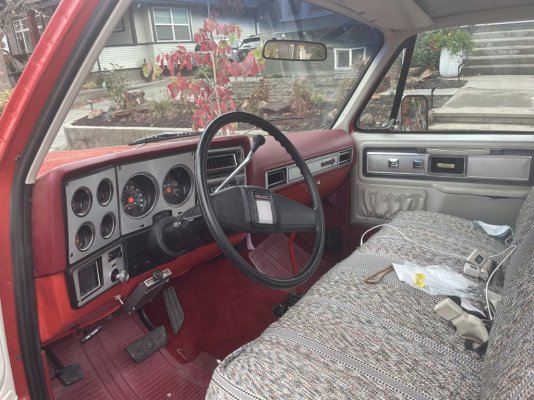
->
[[64, 151, 196, 264]]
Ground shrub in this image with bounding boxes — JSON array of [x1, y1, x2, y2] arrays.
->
[[164, 17, 265, 132], [148, 97, 175, 119], [103, 64, 131, 109], [246, 78, 270, 114], [291, 78, 314, 114], [412, 31, 440, 70], [429, 28, 474, 56]]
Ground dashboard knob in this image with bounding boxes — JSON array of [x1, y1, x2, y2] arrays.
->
[[117, 270, 129, 283], [111, 269, 129, 283], [152, 270, 164, 281]]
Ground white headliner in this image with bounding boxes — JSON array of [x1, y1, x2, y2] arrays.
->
[[315, 0, 534, 32]]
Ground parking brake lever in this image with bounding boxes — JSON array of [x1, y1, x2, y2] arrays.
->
[[213, 134, 265, 193]]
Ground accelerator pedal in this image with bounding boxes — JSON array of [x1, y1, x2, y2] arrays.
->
[[273, 292, 303, 318], [126, 326, 168, 363], [162, 286, 185, 334]]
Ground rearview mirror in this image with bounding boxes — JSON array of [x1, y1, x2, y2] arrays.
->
[[263, 39, 327, 61], [400, 95, 429, 131]]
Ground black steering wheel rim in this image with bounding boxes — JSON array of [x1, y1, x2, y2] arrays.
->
[[195, 111, 325, 289]]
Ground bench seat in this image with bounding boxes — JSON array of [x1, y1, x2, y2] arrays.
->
[[206, 188, 534, 399]]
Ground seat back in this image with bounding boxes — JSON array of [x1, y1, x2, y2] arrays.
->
[[480, 244, 534, 399], [512, 186, 534, 247]]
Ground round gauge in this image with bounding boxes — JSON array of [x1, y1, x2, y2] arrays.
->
[[162, 166, 193, 206], [71, 187, 92, 217], [100, 212, 116, 239], [97, 179, 113, 206], [121, 174, 158, 218], [75, 223, 95, 252]]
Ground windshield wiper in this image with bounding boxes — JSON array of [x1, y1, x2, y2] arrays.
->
[[128, 131, 202, 145]]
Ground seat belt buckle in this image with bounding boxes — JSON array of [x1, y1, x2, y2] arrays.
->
[[463, 249, 494, 280], [435, 298, 489, 346]]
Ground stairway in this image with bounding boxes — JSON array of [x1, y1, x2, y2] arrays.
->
[[463, 21, 534, 75]]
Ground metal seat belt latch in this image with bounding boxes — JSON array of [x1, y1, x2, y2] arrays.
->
[[435, 298, 489, 348]]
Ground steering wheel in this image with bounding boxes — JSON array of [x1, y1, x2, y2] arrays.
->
[[195, 112, 325, 289]]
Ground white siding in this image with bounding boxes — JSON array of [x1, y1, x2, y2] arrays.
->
[[96, 45, 150, 71], [151, 42, 196, 54]]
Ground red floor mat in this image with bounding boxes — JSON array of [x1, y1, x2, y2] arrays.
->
[[250, 233, 333, 291], [50, 314, 213, 400], [250, 233, 316, 278]]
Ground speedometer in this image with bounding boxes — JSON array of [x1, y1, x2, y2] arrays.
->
[[121, 174, 158, 218], [162, 166, 192, 206]]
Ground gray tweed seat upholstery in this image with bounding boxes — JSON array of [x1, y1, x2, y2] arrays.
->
[[207, 188, 534, 399]]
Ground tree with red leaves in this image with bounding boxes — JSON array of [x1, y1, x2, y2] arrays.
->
[[160, 17, 265, 133]]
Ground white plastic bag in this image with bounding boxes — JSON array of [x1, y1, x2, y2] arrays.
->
[[392, 262, 486, 305]]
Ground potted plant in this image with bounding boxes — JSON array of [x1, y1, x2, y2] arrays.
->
[[430, 28, 474, 78]]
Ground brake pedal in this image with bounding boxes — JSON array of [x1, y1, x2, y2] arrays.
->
[[126, 326, 168, 363], [162, 287, 185, 334]]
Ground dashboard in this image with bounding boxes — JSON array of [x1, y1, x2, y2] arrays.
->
[[32, 130, 355, 343], [63, 146, 245, 307]]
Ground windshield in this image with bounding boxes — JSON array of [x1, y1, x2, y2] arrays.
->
[[44, 0, 382, 151]]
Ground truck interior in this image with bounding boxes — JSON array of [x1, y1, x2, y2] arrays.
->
[[1, 0, 533, 399]]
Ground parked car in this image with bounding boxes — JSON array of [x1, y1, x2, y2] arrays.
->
[[0, 0, 532, 399], [235, 35, 261, 61]]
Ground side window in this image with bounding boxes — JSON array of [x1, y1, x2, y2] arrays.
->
[[357, 50, 405, 130], [359, 21, 534, 133]]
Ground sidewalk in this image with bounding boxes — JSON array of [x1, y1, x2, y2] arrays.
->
[[431, 75, 534, 129]]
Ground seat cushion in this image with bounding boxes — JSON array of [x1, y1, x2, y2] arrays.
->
[[361, 211, 507, 274], [207, 254, 483, 400]]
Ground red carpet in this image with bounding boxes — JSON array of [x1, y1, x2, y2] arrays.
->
[[143, 256, 289, 363], [50, 237, 334, 399], [144, 238, 333, 364], [50, 314, 212, 400]]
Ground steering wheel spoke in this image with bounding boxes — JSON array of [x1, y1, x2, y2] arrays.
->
[[211, 186, 317, 234]]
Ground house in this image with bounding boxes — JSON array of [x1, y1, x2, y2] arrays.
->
[[5, 0, 378, 82], [5, 0, 258, 81]]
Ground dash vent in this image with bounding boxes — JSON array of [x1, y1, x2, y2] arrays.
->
[[339, 149, 353, 165], [267, 168, 287, 190], [207, 153, 237, 173]]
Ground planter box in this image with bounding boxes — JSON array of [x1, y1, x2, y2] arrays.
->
[[439, 48, 463, 78], [64, 123, 195, 149]]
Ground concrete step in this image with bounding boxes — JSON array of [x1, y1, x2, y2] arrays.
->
[[429, 123, 534, 132], [433, 109, 534, 125], [462, 64, 534, 75], [475, 37, 534, 48], [475, 21, 534, 33], [473, 28, 534, 40], [471, 45, 534, 57], [465, 54, 534, 66]]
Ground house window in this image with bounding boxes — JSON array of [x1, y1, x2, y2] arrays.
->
[[13, 17, 43, 54], [153, 7, 191, 42], [334, 47, 367, 70]]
